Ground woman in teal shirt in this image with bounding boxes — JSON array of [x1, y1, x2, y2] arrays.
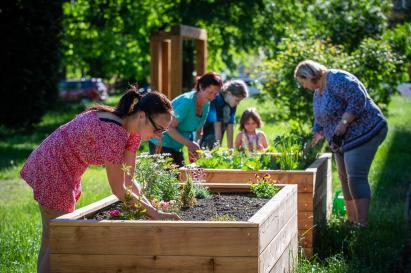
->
[[149, 72, 223, 166]]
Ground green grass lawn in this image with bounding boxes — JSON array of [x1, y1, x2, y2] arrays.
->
[[1, 94, 410, 272]]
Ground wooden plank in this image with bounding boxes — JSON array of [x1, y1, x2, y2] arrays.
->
[[179, 168, 314, 193], [161, 39, 171, 96], [171, 25, 207, 40], [250, 185, 297, 253], [50, 226, 258, 257], [150, 35, 162, 93], [170, 35, 182, 99], [298, 211, 314, 230], [258, 214, 298, 273], [50, 255, 257, 273], [195, 39, 207, 76], [268, 234, 298, 273], [298, 192, 313, 211], [54, 195, 118, 221], [298, 228, 313, 249], [303, 247, 313, 257], [50, 220, 256, 228]]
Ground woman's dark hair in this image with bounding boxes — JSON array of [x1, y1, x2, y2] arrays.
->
[[88, 85, 172, 118], [239, 107, 263, 131], [194, 72, 223, 92]]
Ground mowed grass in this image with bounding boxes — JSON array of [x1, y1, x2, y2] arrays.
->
[[1, 94, 411, 272]]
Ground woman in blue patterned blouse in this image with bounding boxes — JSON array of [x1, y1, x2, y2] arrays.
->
[[294, 60, 388, 228]]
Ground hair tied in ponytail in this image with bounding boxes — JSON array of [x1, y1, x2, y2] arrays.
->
[[129, 90, 143, 113]]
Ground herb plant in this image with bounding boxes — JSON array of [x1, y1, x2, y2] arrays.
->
[[250, 174, 280, 198]]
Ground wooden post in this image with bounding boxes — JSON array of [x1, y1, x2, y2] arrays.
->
[[161, 40, 171, 97], [150, 35, 161, 92], [196, 39, 207, 77], [170, 35, 182, 99], [150, 25, 207, 99]]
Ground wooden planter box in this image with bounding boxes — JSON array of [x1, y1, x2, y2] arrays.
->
[[180, 153, 333, 256], [50, 184, 298, 273]]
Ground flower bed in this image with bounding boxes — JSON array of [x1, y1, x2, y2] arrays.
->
[[49, 184, 298, 273], [180, 153, 333, 256]]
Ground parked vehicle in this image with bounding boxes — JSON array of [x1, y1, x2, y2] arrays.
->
[[232, 77, 262, 96], [58, 78, 108, 102]]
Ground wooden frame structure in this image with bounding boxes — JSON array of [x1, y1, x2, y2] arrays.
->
[[180, 153, 333, 256], [150, 25, 207, 99], [50, 184, 298, 273]]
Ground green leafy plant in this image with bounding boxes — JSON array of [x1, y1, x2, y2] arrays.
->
[[250, 174, 280, 198], [273, 130, 325, 170], [210, 214, 238, 221], [181, 175, 197, 209], [193, 184, 211, 199], [193, 147, 278, 171], [134, 153, 180, 201], [106, 186, 147, 220]]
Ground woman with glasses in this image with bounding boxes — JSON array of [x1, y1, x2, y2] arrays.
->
[[20, 86, 180, 273], [149, 72, 223, 166]]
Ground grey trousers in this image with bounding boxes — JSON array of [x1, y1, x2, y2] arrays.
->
[[335, 125, 388, 200]]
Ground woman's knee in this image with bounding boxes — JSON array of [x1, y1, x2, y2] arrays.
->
[[348, 176, 371, 199]]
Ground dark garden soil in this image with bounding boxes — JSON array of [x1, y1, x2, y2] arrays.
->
[[91, 192, 270, 221]]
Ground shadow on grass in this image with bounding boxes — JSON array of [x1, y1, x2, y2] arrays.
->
[[0, 103, 85, 173], [313, 128, 411, 273]]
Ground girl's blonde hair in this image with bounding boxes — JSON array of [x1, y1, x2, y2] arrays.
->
[[239, 107, 263, 131], [294, 60, 328, 83]]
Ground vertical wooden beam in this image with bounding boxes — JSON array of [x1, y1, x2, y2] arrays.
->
[[150, 35, 162, 93], [170, 35, 183, 99], [161, 40, 171, 97], [195, 39, 207, 77]]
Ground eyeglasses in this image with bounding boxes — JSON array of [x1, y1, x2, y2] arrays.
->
[[147, 115, 167, 134]]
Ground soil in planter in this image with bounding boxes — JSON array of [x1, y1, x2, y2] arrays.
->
[[91, 193, 270, 221]]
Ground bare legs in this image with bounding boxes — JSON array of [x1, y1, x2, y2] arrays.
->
[[38, 205, 65, 273]]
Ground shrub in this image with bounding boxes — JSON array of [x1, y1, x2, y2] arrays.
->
[[349, 38, 404, 113], [259, 32, 402, 126]]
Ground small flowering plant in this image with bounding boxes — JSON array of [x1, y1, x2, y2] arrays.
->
[[151, 198, 180, 213], [250, 174, 280, 198], [106, 186, 147, 220]]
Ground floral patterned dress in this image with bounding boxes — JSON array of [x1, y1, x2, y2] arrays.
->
[[20, 110, 141, 212]]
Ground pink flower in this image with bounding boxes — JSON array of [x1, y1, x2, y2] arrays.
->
[[109, 209, 121, 217], [159, 201, 169, 210]]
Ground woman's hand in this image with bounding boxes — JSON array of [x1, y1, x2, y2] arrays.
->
[[311, 131, 324, 147], [334, 122, 348, 137], [156, 211, 181, 221], [187, 141, 201, 160]]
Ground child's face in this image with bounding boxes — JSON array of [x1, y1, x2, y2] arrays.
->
[[243, 118, 258, 133]]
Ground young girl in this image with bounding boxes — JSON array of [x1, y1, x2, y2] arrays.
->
[[234, 108, 268, 151], [20, 86, 180, 273]]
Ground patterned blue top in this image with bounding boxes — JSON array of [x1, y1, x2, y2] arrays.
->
[[312, 69, 387, 152]]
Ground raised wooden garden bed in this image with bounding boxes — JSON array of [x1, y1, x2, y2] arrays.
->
[[49, 184, 298, 273], [180, 153, 333, 256]]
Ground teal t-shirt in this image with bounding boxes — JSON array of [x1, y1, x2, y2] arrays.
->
[[151, 91, 210, 151]]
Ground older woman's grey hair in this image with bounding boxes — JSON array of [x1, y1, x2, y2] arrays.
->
[[221, 80, 249, 98], [294, 60, 328, 83]]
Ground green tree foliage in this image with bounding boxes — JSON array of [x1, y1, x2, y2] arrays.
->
[[259, 34, 403, 125], [0, 0, 63, 128], [312, 0, 392, 52], [259, 34, 351, 125], [62, 0, 268, 80]]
